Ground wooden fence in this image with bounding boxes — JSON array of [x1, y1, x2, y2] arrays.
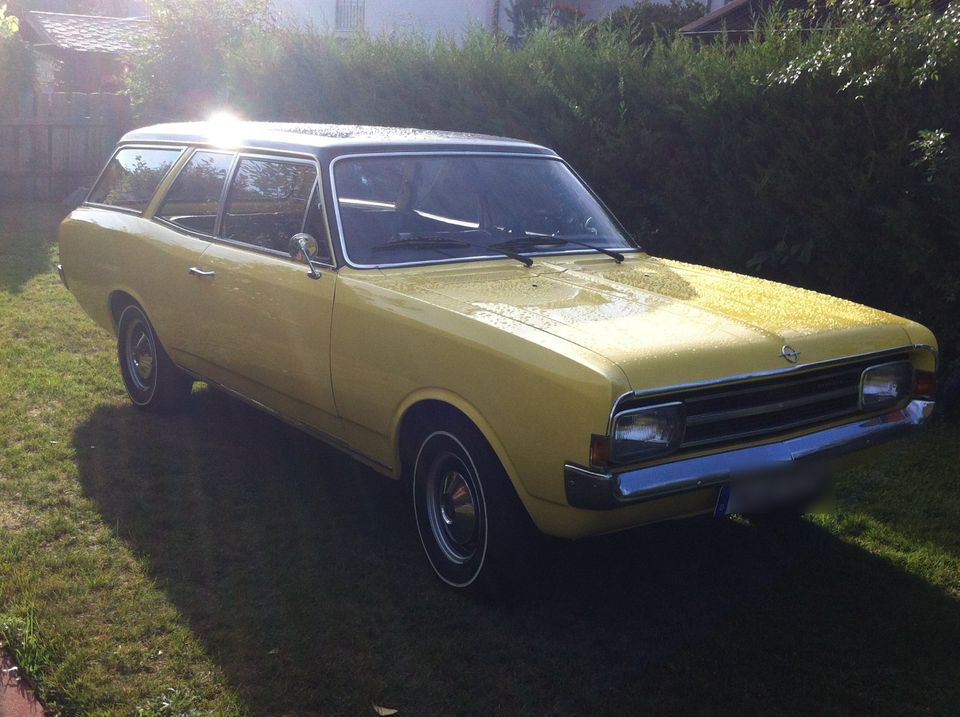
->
[[0, 91, 130, 202]]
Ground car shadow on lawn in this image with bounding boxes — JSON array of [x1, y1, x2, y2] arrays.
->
[[74, 390, 960, 716]]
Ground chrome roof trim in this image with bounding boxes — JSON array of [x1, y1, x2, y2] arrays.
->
[[120, 122, 551, 153]]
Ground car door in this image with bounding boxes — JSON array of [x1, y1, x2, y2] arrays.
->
[[146, 147, 236, 369], [77, 144, 212, 355], [188, 153, 340, 434]]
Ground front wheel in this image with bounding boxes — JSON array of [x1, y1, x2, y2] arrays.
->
[[117, 304, 192, 412], [412, 419, 540, 597]]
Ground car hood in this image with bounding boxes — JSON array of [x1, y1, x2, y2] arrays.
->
[[371, 254, 915, 391]]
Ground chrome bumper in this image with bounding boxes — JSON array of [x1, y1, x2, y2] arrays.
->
[[564, 400, 935, 510]]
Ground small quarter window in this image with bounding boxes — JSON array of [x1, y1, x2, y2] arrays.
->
[[222, 157, 318, 254], [303, 189, 332, 263], [87, 147, 181, 212], [156, 150, 234, 235]]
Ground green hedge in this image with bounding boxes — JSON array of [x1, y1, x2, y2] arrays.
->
[[130, 0, 960, 400]]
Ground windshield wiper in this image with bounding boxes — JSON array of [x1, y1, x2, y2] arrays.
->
[[491, 235, 625, 263], [370, 233, 533, 267]]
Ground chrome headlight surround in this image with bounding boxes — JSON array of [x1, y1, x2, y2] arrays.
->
[[859, 360, 912, 411], [610, 401, 686, 464]]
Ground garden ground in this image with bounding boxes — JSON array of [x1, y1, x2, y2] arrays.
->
[[1, 202, 959, 716]]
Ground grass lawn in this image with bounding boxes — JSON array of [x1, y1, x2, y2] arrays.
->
[[1, 201, 959, 716]]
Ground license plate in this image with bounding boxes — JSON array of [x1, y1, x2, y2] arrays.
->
[[714, 463, 828, 517]]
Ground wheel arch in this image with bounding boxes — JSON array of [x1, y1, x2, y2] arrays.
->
[[108, 289, 147, 334], [391, 391, 532, 507]]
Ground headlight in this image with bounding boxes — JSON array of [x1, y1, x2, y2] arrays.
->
[[860, 361, 912, 410], [611, 401, 686, 463]]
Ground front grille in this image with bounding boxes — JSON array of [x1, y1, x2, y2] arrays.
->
[[615, 353, 910, 456]]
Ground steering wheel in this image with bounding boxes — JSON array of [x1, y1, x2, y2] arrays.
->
[[514, 209, 562, 237]]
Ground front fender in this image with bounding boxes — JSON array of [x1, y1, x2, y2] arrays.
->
[[389, 387, 526, 494]]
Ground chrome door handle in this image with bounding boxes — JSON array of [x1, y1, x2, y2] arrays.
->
[[188, 267, 216, 277]]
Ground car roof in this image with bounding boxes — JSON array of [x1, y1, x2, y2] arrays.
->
[[119, 121, 556, 158]]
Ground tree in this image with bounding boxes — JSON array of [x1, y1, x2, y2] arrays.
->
[[127, 0, 272, 121], [0, 3, 34, 116], [0, 3, 19, 37], [506, 0, 584, 41], [596, 0, 706, 46]]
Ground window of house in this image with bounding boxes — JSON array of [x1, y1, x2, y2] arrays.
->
[[336, 0, 365, 31], [156, 150, 234, 235], [221, 157, 319, 255], [87, 147, 182, 213]]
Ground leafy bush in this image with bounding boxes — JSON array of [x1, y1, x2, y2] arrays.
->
[[128, 0, 960, 395], [128, 0, 273, 121], [0, 3, 34, 115], [587, 0, 706, 46], [506, 0, 585, 40], [0, 3, 16, 38]]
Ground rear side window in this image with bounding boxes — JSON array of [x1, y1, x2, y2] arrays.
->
[[156, 150, 234, 235], [222, 157, 318, 254], [87, 147, 182, 212]]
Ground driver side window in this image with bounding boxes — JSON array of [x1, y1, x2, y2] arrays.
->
[[221, 156, 319, 255]]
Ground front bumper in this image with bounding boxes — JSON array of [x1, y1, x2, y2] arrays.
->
[[564, 399, 935, 510]]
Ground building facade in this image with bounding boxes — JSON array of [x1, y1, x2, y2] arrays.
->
[[272, 0, 642, 40]]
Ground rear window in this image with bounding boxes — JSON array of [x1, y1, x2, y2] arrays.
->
[[87, 147, 182, 212]]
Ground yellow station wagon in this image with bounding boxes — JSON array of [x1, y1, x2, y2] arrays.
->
[[58, 121, 938, 594]]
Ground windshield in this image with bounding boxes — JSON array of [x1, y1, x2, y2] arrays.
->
[[331, 154, 635, 267]]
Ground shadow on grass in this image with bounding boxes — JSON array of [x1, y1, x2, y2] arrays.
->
[[0, 203, 66, 294], [74, 390, 960, 716], [833, 422, 960, 561]]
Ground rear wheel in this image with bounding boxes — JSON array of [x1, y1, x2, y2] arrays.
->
[[411, 417, 540, 597], [117, 304, 192, 412]]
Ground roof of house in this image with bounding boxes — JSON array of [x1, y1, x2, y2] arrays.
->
[[119, 122, 556, 158], [25, 11, 147, 54], [679, 0, 810, 36], [679, 0, 954, 37]]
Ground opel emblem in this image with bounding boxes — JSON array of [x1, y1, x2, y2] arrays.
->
[[781, 345, 801, 364]]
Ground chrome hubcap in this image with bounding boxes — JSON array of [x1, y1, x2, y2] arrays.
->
[[427, 456, 479, 563], [133, 332, 154, 381], [126, 320, 155, 391], [440, 471, 476, 546]]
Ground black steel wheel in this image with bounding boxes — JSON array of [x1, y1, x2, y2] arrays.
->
[[117, 303, 192, 412], [412, 416, 540, 597]]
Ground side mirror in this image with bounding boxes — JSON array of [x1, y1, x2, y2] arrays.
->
[[289, 232, 319, 260], [289, 233, 321, 280]]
